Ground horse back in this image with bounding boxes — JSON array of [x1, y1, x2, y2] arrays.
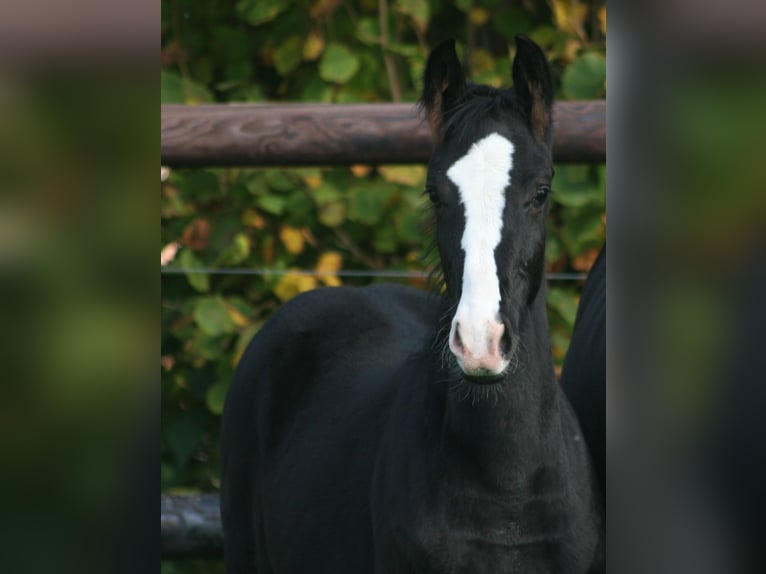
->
[[221, 284, 440, 573]]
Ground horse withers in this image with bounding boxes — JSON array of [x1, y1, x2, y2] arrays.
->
[[221, 36, 604, 573]]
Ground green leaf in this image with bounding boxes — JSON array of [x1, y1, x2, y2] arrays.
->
[[550, 327, 571, 363], [222, 61, 252, 85], [160, 71, 184, 103], [547, 287, 579, 329], [318, 201, 346, 227], [264, 170, 295, 192], [210, 25, 249, 62], [187, 330, 224, 361], [177, 170, 220, 205], [310, 183, 341, 206], [561, 209, 605, 252], [165, 416, 202, 466], [179, 249, 209, 293], [274, 36, 304, 76], [233, 321, 263, 366], [192, 57, 215, 85], [395, 0, 430, 29], [348, 182, 395, 225], [356, 18, 381, 46], [397, 210, 423, 244], [347, 50, 384, 93], [300, 72, 334, 101], [218, 233, 251, 266], [193, 297, 236, 337], [545, 232, 564, 264], [205, 381, 229, 415], [285, 190, 314, 223], [319, 43, 360, 84], [236, 0, 288, 26], [529, 26, 558, 49], [553, 165, 603, 208], [161, 71, 214, 104], [387, 42, 420, 58], [493, 7, 532, 37], [226, 296, 256, 321], [256, 194, 287, 215], [374, 226, 397, 253], [161, 462, 176, 488], [407, 55, 426, 89], [562, 52, 606, 99]]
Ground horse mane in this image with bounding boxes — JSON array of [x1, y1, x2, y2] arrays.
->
[[418, 83, 522, 147]]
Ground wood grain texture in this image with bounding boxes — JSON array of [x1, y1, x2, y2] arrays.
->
[[161, 493, 222, 558], [161, 101, 605, 167]]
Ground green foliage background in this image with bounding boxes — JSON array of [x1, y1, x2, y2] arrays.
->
[[160, 0, 606, 546]]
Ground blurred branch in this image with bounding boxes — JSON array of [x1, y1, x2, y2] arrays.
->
[[379, 0, 402, 102], [170, 0, 190, 80], [334, 228, 384, 270], [341, 0, 359, 25]]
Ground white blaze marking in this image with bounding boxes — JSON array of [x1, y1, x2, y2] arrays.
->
[[447, 133, 514, 371]]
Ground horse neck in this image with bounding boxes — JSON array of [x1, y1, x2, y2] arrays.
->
[[439, 287, 561, 489]]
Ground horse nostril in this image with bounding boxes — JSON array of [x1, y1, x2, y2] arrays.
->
[[452, 323, 465, 354], [499, 328, 512, 356]]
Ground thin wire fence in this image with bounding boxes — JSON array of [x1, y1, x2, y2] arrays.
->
[[160, 267, 587, 281]]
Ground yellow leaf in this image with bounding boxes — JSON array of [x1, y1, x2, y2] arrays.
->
[[241, 208, 266, 229], [301, 228, 318, 248], [320, 275, 342, 287], [225, 304, 250, 328], [303, 31, 325, 61], [350, 164, 373, 178], [298, 275, 317, 293], [378, 165, 426, 186], [316, 251, 343, 287], [316, 251, 342, 273], [598, 6, 606, 36], [303, 173, 323, 189], [551, 0, 588, 38], [279, 226, 305, 255], [563, 38, 581, 63], [469, 7, 489, 26], [274, 272, 318, 302], [469, 48, 495, 74]]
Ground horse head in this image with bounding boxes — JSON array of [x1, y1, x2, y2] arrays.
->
[[421, 36, 555, 381]]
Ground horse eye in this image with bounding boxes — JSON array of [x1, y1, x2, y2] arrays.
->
[[425, 185, 440, 205], [532, 185, 551, 208]]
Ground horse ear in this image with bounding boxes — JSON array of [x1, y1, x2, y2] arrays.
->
[[512, 35, 554, 142], [421, 39, 466, 138]]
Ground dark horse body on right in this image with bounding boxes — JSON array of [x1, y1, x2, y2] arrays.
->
[[222, 36, 604, 573]]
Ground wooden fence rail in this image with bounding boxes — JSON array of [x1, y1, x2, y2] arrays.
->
[[161, 493, 223, 559], [161, 100, 605, 167]]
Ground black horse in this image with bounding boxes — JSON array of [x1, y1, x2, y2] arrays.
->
[[560, 245, 605, 495], [221, 36, 604, 573]]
